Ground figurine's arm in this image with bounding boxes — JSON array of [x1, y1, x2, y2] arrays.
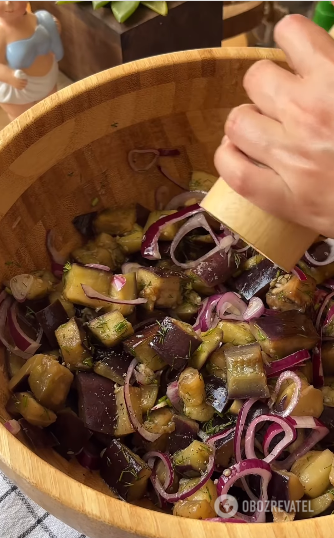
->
[[0, 36, 27, 89]]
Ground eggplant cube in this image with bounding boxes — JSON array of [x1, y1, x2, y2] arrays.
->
[[266, 274, 316, 313], [93, 348, 133, 385], [150, 317, 202, 370], [88, 311, 134, 347], [50, 408, 92, 456], [35, 300, 68, 348], [106, 272, 137, 317], [55, 318, 92, 370], [225, 343, 269, 399], [11, 392, 57, 427], [28, 355, 74, 411], [173, 440, 212, 477], [94, 207, 137, 235], [63, 264, 111, 309], [100, 439, 151, 501], [166, 415, 199, 455], [250, 311, 319, 359], [187, 250, 237, 287], [232, 259, 279, 300], [123, 324, 166, 371], [137, 267, 182, 310]]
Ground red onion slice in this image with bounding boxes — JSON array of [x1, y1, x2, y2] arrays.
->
[[165, 191, 206, 210], [46, 230, 67, 278], [128, 149, 159, 172], [217, 292, 247, 321], [291, 266, 308, 281], [124, 359, 161, 442], [8, 302, 42, 354], [316, 290, 334, 331], [265, 349, 311, 378], [10, 274, 34, 303], [207, 427, 236, 447], [263, 423, 283, 457], [274, 416, 329, 470], [76, 445, 101, 471], [143, 451, 174, 490], [81, 284, 147, 305], [245, 414, 296, 464], [85, 264, 110, 272], [112, 274, 126, 291], [312, 339, 324, 388], [216, 459, 272, 523], [243, 297, 265, 321], [121, 262, 142, 274], [166, 381, 183, 412], [157, 148, 180, 157], [305, 238, 334, 266], [205, 518, 247, 523], [269, 370, 302, 417], [157, 165, 187, 190], [3, 419, 21, 435], [193, 295, 221, 332], [0, 296, 32, 359], [141, 203, 203, 260]]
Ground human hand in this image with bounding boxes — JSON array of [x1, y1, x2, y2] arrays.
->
[[214, 15, 334, 238], [10, 72, 27, 90]]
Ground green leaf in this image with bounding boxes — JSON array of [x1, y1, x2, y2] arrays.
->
[[141, 1, 168, 16], [92, 1, 110, 8], [111, 1, 140, 23]]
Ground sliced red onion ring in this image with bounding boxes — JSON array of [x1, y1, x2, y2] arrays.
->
[[312, 339, 324, 388], [81, 284, 147, 305], [46, 230, 67, 278], [8, 303, 42, 354], [206, 427, 236, 448], [165, 191, 206, 210], [76, 445, 101, 471], [124, 359, 161, 442], [3, 419, 21, 435], [291, 266, 308, 281], [143, 451, 174, 490], [157, 148, 180, 157], [141, 203, 203, 260], [205, 518, 246, 523], [216, 459, 272, 523], [265, 349, 311, 378], [263, 423, 283, 457], [10, 274, 34, 303], [134, 364, 156, 386], [274, 416, 329, 470], [157, 165, 187, 190], [112, 274, 126, 291], [85, 264, 110, 272], [245, 414, 296, 464], [305, 238, 334, 266], [155, 185, 169, 210], [149, 447, 215, 503], [217, 292, 247, 321], [324, 304, 334, 329], [121, 262, 142, 274], [0, 296, 32, 359], [193, 295, 221, 332], [166, 381, 183, 412], [128, 149, 159, 172], [323, 279, 334, 290], [316, 290, 334, 331], [243, 297, 265, 321], [269, 370, 302, 417]]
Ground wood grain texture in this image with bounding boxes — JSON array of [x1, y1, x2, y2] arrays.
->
[[0, 47, 331, 537], [223, 1, 265, 39]]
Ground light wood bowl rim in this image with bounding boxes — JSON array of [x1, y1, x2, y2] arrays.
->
[[0, 46, 332, 536]]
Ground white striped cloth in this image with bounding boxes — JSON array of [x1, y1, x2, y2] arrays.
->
[[0, 471, 89, 538]]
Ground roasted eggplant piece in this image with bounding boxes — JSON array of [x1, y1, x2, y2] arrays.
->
[[171, 290, 202, 322], [173, 478, 217, 519], [277, 377, 324, 417], [144, 407, 175, 435], [9, 392, 57, 427], [206, 346, 228, 380], [173, 440, 213, 477], [94, 206, 137, 236], [94, 232, 126, 268], [319, 406, 334, 448], [123, 323, 166, 371], [212, 426, 235, 469], [100, 439, 151, 501], [117, 224, 144, 254], [35, 300, 68, 348], [72, 211, 97, 237], [28, 355, 74, 411], [218, 320, 255, 346], [232, 259, 279, 300], [56, 318, 92, 370], [190, 327, 222, 370], [77, 373, 141, 436], [187, 250, 237, 288], [93, 347, 133, 385], [189, 170, 217, 192], [10, 272, 55, 301], [72, 242, 115, 270], [106, 272, 137, 317], [150, 317, 202, 371], [250, 311, 319, 359], [50, 408, 92, 456], [268, 470, 304, 502], [296, 491, 334, 519], [204, 375, 229, 414], [141, 384, 159, 413], [8, 354, 39, 392], [19, 419, 58, 450], [137, 267, 182, 311], [291, 449, 333, 498], [166, 415, 199, 455], [5, 351, 26, 379], [49, 285, 76, 319], [225, 343, 269, 399], [88, 311, 134, 347], [62, 263, 110, 309], [179, 368, 206, 407], [266, 273, 316, 313]]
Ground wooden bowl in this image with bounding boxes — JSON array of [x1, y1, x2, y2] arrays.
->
[[0, 48, 330, 538]]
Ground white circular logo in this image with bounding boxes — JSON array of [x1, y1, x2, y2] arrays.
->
[[214, 494, 238, 518]]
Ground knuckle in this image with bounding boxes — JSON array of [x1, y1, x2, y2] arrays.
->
[[275, 14, 305, 38], [225, 105, 249, 137], [227, 164, 250, 197]]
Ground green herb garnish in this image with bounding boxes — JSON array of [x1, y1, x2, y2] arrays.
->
[[111, 122, 118, 128], [25, 306, 35, 320], [63, 261, 72, 273], [91, 197, 99, 207], [114, 320, 128, 334], [83, 357, 94, 368]]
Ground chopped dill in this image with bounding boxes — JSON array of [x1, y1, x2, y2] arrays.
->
[[114, 320, 128, 334], [63, 261, 72, 273], [91, 197, 99, 207], [83, 357, 93, 368]]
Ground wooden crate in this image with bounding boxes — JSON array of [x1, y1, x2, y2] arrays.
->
[[32, 1, 223, 81]]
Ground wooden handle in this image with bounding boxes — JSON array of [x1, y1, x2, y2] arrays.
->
[[201, 178, 318, 271]]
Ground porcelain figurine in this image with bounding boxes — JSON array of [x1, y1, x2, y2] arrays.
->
[[0, 1, 63, 121]]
